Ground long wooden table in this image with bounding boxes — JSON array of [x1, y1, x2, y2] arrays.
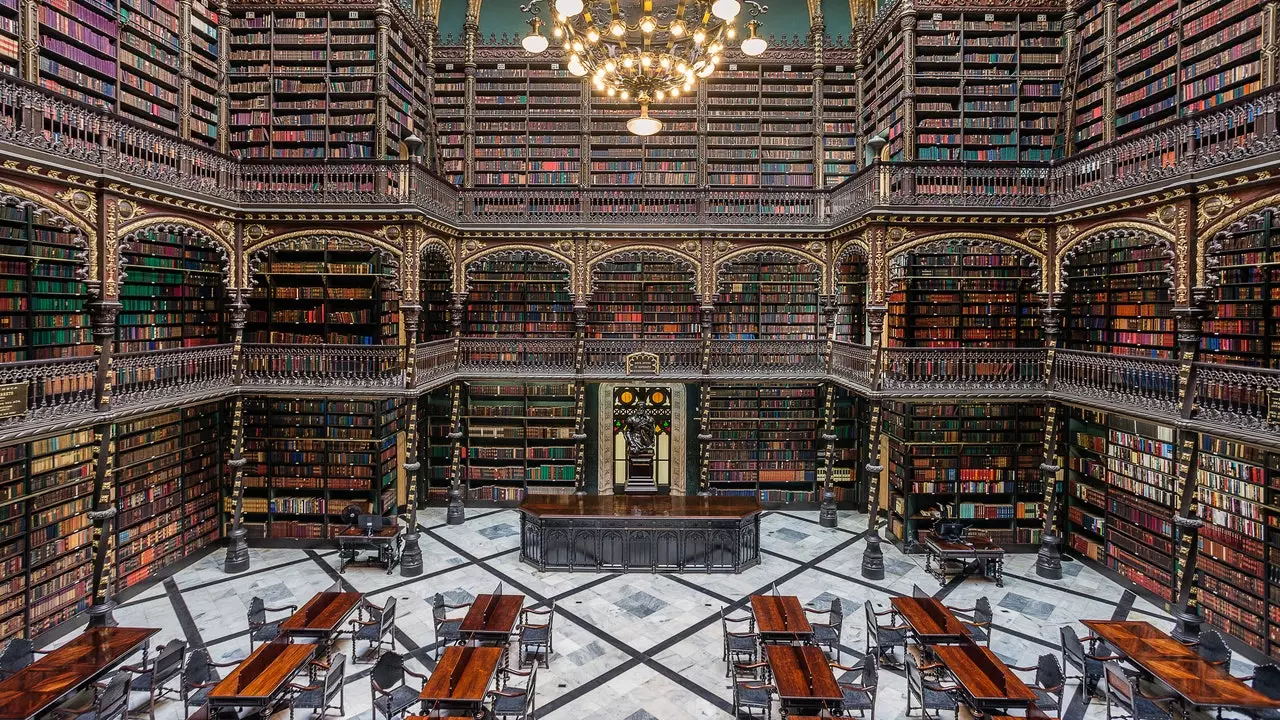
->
[[765, 645, 842, 715], [892, 596, 971, 645], [1083, 620, 1280, 711], [280, 591, 363, 645], [0, 627, 158, 720], [924, 534, 1006, 587], [207, 641, 316, 713], [750, 595, 813, 643], [419, 645, 504, 715], [460, 594, 524, 645], [934, 642, 1038, 713]]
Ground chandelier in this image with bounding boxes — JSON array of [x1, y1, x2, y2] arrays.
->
[[521, 0, 769, 135]]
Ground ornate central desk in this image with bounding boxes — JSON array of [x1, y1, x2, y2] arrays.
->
[[518, 494, 762, 573]]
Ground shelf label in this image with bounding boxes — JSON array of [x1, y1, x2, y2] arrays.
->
[[1269, 389, 1280, 426], [295, 11, 305, 18], [625, 352, 660, 376], [0, 383, 27, 421], [497, 63, 506, 70]]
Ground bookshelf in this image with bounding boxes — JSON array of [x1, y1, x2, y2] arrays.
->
[[434, 60, 466, 185], [591, 94, 698, 188], [461, 381, 577, 502], [1202, 209, 1280, 367], [863, 22, 906, 160], [117, 228, 224, 353], [822, 65, 860, 187], [1062, 231, 1175, 358], [246, 242, 398, 346], [887, 243, 1040, 348], [188, 0, 221, 147], [832, 388, 868, 504], [117, 0, 181, 134], [0, 202, 92, 363], [884, 401, 1044, 551], [418, 250, 452, 342], [472, 58, 584, 186], [114, 402, 223, 592], [713, 256, 820, 340], [705, 384, 819, 503], [1070, 0, 1108, 151], [0, 0, 16, 77], [463, 253, 573, 337], [416, 388, 452, 504], [237, 397, 400, 540], [37, 0, 118, 109], [587, 256, 700, 339], [836, 253, 869, 344]]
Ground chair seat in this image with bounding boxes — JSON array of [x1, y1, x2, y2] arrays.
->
[[521, 627, 549, 644], [1132, 696, 1172, 720], [293, 687, 328, 709], [876, 628, 906, 647], [737, 685, 771, 708], [436, 620, 462, 640], [1246, 708, 1280, 720], [962, 622, 988, 642], [130, 671, 173, 692], [251, 622, 282, 642], [355, 624, 383, 641], [492, 690, 528, 715], [1082, 657, 1104, 682], [374, 686, 419, 717], [728, 636, 757, 653], [186, 687, 211, 707], [923, 688, 957, 710], [1032, 687, 1058, 711], [813, 626, 839, 645], [841, 688, 873, 710]]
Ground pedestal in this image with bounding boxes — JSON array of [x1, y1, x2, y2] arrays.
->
[[861, 529, 885, 580], [1035, 533, 1062, 580], [446, 484, 466, 525], [223, 525, 251, 573], [400, 531, 423, 576], [1171, 604, 1203, 643], [818, 487, 837, 528], [85, 600, 118, 628]]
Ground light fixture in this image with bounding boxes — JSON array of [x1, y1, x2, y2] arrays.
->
[[627, 101, 662, 136], [522, 16, 549, 53], [521, 0, 769, 134], [741, 19, 767, 56]]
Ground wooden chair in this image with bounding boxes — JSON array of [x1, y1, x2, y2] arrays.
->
[[54, 672, 132, 720], [1244, 664, 1280, 720], [517, 600, 554, 668], [731, 661, 774, 720], [1010, 653, 1065, 717], [1060, 625, 1121, 695], [287, 652, 346, 720], [1103, 661, 1175, 720], [912, 584, 931, 598], [1188, 629, 1231, 667], [721, 607, 759, 677], [488, 665, 537, 720], [948, 596, 993, 646], [122, 638, 186, 720], [0, 638, 48, 680], [246, 596, 297, 651], [180, 648, 239, 720], [805, 598, 844, 662], [350, 596, 397, 664], [430, 593, 469, 659], [833, 654, 877, 720], [370, 652, 428, 720], [906, 654, 958, 720], [864, 600, 908, 669]]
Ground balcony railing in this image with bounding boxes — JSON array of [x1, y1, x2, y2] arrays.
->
[[242, 344, 404, 387], [1192, 362, 1280, 433], [457, 339, 577, 375], [0, 356, 96, 427], [830, 342, 874, 387], [3, 78, 1278, 226], [707, 340, 826, 376], [581, 339, 703, 376], [414, 339, 457, 387], [114, 344, 234, 404], [1052, 349, 1182, 414], [882, 347, 1047, 391]]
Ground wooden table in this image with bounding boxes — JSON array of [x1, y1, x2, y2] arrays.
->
[[892, 596, 971, 645], [1083, 620, 1280, 711], [336, 525, 403, 574], [934, 642, 1038, 713], [280, 591, 363, 645], [0, 627, 157, 720], [750, 595, 814, 643], [923, 534, 1006, 587], [207, 641, 316, 713], [460, 593, 524, 645], [419, 645, 504, 715], [765, 645, 842, 715]]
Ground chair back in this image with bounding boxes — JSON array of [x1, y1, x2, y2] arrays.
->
[[912, 584, 929, 598], [863, 600, 879, 634], [1060, 626, 1086, 671], [152, 639, 186, 685], [830, 599, 844, 632], [1196, 629, 1231, 664], [324, 653, 346, 702], [370, 651, 405, 691], [0, 639, 34, 677], [1035, 653, 1063, 691], [544, 599, 556, 632], [431, 593, 446, 624], [378, 596, 397, 637], [861, 653, 879, 698], [98, 672, 133, 720], [184, 648, 214, 687], [906, 655, 925, 698], [247, 596, 266, 625], [1253, 664, 1280, 700], [1104, 662, 1135, 712], [973, 597, 993, 625]]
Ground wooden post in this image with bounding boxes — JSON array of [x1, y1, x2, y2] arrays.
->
[[446, 381, 465, 524], [85, 422, 118, 627], [223, 292, 251, 573]]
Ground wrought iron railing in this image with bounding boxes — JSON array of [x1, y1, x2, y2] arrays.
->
[[114, 344, 235, 404], [0, 356, 96, 427], [457, 339, 577, 375], [830, 342, 874, 387], [707, 340, 826, 376], [581, 339, 703, 376], [1192, 361, 1280, 432], [414, 339, 457, 387], [241, 344, 404, 387], [1052, 349, 1182, 414], [882, 347, 1047, 391]]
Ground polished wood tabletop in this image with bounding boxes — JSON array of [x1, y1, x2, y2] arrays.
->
[[0, 626, 158, 720], [1083, 620, 1280, 709], [208, 642, 316, 704], [934, 642, 1038, 709], [765, 645, 842, 705], [926, 534, 1005, 556], [518, 494, 762, 519], [337, 525, 401, 538], [892, 597, 971, 644], [460, 594, 524, 638], [750, 595, 814, 638], [280, 591, 363, 636], [420, 646, 504, 706]]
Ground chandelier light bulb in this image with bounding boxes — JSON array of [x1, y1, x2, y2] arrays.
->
[[554, 0, 584, 17], [622, 56, 634, 69], [741, 21, 767, 56], [709, 42, 722, 54], [692, 28, 706, 43], [586, 27, 600, 43], [670, 87, 679, 97], [640, 54, 651, 67], [656, 89, 664, 100], [627, 102, 662, 136], [669, 19, 685, 36], [571, 40, 584, 53], [640, 16, 657, 34], [610, 19, 626, 36], [568, 55, 587, 76], [553, 25, 564, 38], [620, 89, 629, 100], [604, 60, 616, 73], [727, 26, 736, 39], [711, 0, 740, 20], [659, 56, 671, 69]]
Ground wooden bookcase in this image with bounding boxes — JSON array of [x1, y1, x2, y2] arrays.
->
[[887, 243, 1040, 348], [1202, 209, 1280, 367], [822, 65, 860, 186], [471, 58, 584, 186], [587, 257, 700, 339], [37, 0, 119, 109], [1062, 231, 1175, 358], [461, 381, 577, 502], [833, 388, 869, 504], [463, 253, 573, 337], [1071, 0, 1108, 152], [863, 22, 907, 160], [118, 229, 224, 353], [713, 256, 820, 341], [418, 251, 452, 343], [0, 0, 16, 76], [416, 388, 452, 504], [237, 397, 400, 540], [885, 401, 1044, 551], [836, 253, 869, 344], [705, 384, 819, 502], [434, 60, 466, 185], [0, 202, 92, 363]]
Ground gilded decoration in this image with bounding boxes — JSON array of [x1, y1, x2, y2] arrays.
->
[[1197, 194, 1239, 229], [1199, 194, 1280, 286], [1017, 227, 1048, 255], [117, 217, 235, 290], [56, 188, 95, 219], [103, 196, 120, 298]]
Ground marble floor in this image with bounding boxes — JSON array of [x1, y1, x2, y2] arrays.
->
[[55, 508, 1257, 720]]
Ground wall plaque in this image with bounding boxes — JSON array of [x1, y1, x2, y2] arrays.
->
[[624, 351, 659, 376], [0, 383, 28, 420]]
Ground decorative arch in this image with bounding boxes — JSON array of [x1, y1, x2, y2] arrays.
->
[[835, 236, 870, 264], [1058, 223, 1176, 290], [0, 183, 94, 282], [245, 230, 402, 290], [462, 246, 573, 294], [714, 247, 826, 296], [116, 217, 234, 289], [1200, 198, 1280, 288], [887, 234, 1043, 291], [587, 246, 701, 299]]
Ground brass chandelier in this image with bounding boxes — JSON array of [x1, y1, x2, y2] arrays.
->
[[521, 0, 769, 135]]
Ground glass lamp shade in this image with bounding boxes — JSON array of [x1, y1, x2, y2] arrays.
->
[[522, 32, 549, 53], [711, 0, 740, 20], [741, 35, 766, 56], [567, 56, 588, 76], [555, 0, 584, 17], [627, 106, 662, 136]]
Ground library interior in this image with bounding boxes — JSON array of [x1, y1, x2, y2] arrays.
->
[[0, 0, 1278, 717]]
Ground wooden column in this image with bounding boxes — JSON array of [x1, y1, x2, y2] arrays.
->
[[375, 1, 392, 160], [223, 291, 251, 573], [216, 0, 231, 154], [401, 303, 424, 575], [446, 381, 465, 524], [178, 0, 194, 141], [1101, 0, 1118, 144], [461, 0, 479, 188], [1058, 8, 1082, 156], [1264, 1, 1279, 86], [861, 305, 888, 579], [696, 381, 712, 496], [818, 383, 839, 527], [1036, 291, 1066, 578], [900, 7, 918, 160], [811, 12, 827, 189], [85, 422, 118, 627], [18, 0, 36, 84], [573, 382, 587, 494]]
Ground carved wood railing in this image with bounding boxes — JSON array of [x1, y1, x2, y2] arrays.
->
[[114, 344, 235, 404], [581, 339, 703, 376], [457, 339, 577, 375], [0, 355, 97, 428], [881, 347, 1047, 391], [707, 340, 827, 376], [1052, 349, 1182, 415], [830, 342, 874, 387], [1192, 362, 1280, 433], [241, 344, 405, 387], [414, 339, 457, 387]]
